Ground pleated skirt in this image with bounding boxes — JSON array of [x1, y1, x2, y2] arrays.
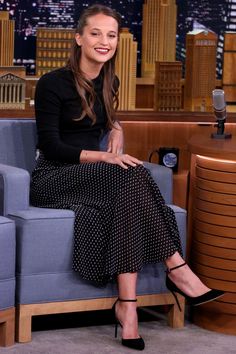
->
[[30, 155, 183, 284]]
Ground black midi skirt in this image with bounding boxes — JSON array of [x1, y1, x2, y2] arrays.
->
[[30, 155, 183, 284]]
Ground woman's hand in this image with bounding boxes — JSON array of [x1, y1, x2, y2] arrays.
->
[[101, 152, 143, 170], [107, 121, 124, 155], [80, 148, 143, 169]]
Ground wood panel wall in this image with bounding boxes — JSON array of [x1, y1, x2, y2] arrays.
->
[[121, 121, 236, 172], [1, 109, 236, 122]]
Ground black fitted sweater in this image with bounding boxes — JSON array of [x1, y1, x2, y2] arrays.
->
[[35, 67, 113, 163]]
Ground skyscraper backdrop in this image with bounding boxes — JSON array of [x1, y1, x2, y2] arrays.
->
[[0, 0, 234, 77]]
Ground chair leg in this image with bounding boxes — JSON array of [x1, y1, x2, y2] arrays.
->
[[0, 308, 15, 347], [16, 305, 32, 343], [167, 295, 185, 328]]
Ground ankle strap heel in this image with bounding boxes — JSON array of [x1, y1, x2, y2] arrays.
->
[[118, 298, 137, 302], [166, 262, 186, 274], [165, 262, 224, 308], [112, 298, 145, 351]]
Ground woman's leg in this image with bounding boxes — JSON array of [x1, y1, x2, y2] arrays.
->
[[165, 251, 210, 297], [116, 272, 140, 339]]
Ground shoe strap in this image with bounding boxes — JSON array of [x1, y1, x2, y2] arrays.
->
[[166, 262, 187, 274], [118, 298, 137, 302]]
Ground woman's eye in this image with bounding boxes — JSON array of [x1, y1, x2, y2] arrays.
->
[[90, 32, 116, 38]]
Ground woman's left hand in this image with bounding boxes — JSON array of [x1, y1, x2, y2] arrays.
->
[[107, 121, 124, 155]]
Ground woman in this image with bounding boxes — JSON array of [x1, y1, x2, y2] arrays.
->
[[31, 4, 224, 351]]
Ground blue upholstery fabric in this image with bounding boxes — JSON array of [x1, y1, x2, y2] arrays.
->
[[10, 206, 185, 304], [0, 164, 30, 215], [15, 265, 170, 304], [0, 120, 36, 172], [0, 217, 15, 310], [10, 207, 75, 274], [0, 119, 187, 306]]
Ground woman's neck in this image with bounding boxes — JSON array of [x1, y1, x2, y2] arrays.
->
[[80, 62, 104, 80]]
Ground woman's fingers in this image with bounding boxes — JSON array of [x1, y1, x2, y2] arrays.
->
[[102, 152, 143, 169], [107, 128, 124, 154], [115, 159, 129, 169], [121, 154, 143, 165], [116, 154, 143, 168], [109, 142, 122, 154]]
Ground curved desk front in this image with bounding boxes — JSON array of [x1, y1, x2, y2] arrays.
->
[[188, 135, 236, 335]]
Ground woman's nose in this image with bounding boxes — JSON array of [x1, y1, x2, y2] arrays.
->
[[99, 35, 109, 45]]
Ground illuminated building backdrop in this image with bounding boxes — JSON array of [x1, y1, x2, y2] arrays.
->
[[0, 0, 235, 76]]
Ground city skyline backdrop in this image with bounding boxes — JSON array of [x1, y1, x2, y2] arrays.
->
[[0, 0, 235, 77]]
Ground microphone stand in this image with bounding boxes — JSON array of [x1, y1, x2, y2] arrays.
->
[[211, 109, 232, 139], [211, 119, 232, 139]]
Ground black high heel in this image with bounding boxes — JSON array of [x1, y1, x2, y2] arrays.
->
[[166, 262, 225, 311], [112, 298, 145, 351]]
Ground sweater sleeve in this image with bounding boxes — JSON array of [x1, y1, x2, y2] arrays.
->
[[35, 72, 82, 163]]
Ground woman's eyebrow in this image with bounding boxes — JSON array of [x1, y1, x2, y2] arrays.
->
[[90, 27, 117, 34]]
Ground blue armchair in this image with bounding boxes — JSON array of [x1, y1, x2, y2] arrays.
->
[[0, 216, 15, 346], [0, 119, 187, 343]]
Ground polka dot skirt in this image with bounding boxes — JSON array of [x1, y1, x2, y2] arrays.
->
[[30, 155, 183, 284]]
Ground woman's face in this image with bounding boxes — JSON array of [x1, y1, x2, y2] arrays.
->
[[75, 13, 119, 71]]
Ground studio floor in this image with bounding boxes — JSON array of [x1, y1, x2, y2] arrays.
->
[[0, 308, 236, 354]]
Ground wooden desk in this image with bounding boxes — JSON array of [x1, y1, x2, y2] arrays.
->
[[188, 134, 236, 335]]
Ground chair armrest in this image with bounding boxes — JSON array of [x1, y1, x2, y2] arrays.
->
[[0, 164, 30, 216], [143, 161, 173, 204]]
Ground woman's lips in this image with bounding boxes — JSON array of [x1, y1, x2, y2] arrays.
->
[[95, 48, 110, 54]]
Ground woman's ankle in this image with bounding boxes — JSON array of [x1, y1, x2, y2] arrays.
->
[[165, 251, 185, 270], [116, 300, 137, 318]]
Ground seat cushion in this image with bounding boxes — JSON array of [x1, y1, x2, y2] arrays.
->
[[9, 207, 75, 275], [10, 206, 186, 304]]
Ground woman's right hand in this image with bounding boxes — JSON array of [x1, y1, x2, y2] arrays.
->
[[80, 150, 143, 169], [101, 152, 143, 169]]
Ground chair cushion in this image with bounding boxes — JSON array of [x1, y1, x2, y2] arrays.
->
[[9, 207, 75, 275], [10, 206, 186, 304]]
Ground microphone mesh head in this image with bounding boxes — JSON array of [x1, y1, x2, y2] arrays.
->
[[212, 89, 225, 110]]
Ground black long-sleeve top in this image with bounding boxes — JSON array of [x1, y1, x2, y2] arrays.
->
[[35, 67, 112, 163]]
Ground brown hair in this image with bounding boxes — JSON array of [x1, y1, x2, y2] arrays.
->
[[67, 4, 121, 127]]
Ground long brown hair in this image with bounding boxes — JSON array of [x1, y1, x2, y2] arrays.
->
[[67, 4, 121, 127]]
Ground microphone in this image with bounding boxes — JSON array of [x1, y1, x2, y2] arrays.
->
[[212, 89, 226, 121], [211, 89, 232, 139]]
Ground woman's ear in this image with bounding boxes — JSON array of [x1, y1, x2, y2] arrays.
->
[[75, 33, 82, 46]]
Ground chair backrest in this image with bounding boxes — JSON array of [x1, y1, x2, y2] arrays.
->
[[0, 119, 172, 204], [0, 119, 37, 173], [0, 119, 110, 174]]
